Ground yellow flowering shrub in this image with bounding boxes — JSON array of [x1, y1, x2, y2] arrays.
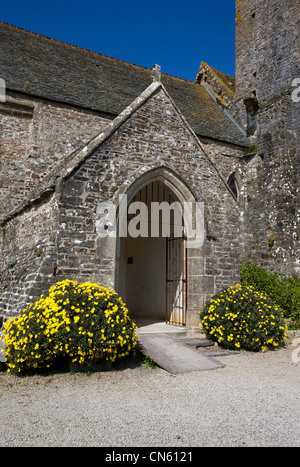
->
[[3, 280, 138, 374], [200, 284, 287, 352]]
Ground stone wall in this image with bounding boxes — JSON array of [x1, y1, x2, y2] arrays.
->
[[0, 193, 59, 320], [0, 91, 110, 221], [0, 86, 241, 327], [234, 0, 300, 276], [202, 141, 249, 262], [54, 87, 241, 328]]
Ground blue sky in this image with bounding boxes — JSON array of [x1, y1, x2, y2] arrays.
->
[[1, 0, 236, 81]]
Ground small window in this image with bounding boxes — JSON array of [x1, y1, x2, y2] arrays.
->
[[228, 174, 239, 201]]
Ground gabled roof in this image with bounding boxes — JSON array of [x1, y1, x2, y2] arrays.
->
[[0, 21, 250, 147], [195, 62, 236, 108], [209, 66, 236, 94], [2, 81, 237, 223]]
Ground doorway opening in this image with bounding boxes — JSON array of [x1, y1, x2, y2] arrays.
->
[[118, 179, 187, 326]]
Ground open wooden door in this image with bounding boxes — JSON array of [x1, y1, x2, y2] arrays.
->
[[166, 234, 187, 326]]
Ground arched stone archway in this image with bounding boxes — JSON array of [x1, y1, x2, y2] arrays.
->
[[115, 167, 197, 327]]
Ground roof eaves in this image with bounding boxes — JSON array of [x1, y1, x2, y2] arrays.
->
[[201, 82, 252, 147]]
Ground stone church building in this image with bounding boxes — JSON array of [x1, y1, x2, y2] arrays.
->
[[0, 0, 299, 331]]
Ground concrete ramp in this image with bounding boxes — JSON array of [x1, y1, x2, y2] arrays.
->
[[137, 333, 224, 374], [0, 335, 5, 363]]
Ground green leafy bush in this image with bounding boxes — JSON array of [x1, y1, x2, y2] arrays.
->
[[240, 262, 300, 325], [200, 284, 286, 352], [3, 280, 138, 374]]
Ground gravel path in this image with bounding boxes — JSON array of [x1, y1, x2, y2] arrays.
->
[[0, 342, 299, 447]]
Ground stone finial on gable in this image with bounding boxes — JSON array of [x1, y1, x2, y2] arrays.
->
[[152, 64, 161, 82]]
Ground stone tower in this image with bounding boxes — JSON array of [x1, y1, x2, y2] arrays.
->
[[235, 0, 300, 276]]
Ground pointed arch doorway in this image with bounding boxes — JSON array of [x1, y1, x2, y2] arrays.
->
[[117, 168, 193, 327]]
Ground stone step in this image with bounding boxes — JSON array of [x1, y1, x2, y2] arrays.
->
[[176, 337, 216, 348], [202, 349, 240, 357], [136, 321, 188, 338]]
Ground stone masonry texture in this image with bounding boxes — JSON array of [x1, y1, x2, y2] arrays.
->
[[0, 87, 240, 328], [0, 91, 110, 221], [0, 1, 299, 326], [235, 0, 300, 275]]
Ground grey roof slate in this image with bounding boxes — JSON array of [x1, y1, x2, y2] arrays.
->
[[0, 21, 250, 147]]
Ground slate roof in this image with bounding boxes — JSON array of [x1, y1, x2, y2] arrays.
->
[[0, 21, 250, 147], [205, 65, 236, 94], [3, 82, 238, 223]]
